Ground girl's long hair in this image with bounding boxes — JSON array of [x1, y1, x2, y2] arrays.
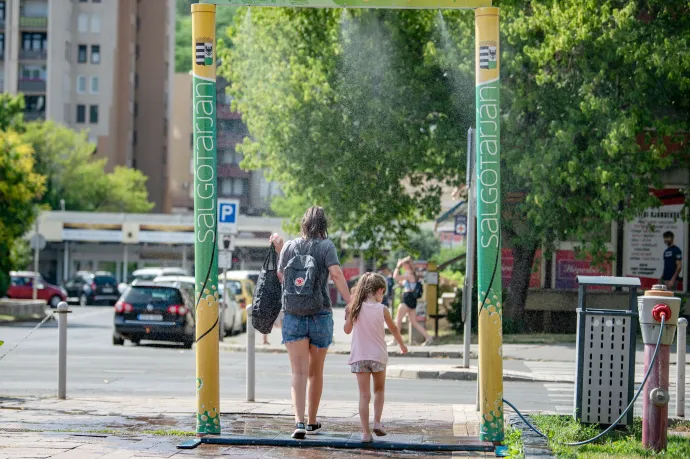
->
[[350, 272, 387, 323]]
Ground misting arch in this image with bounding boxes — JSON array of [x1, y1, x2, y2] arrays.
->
[[191, 0, 503, 443]]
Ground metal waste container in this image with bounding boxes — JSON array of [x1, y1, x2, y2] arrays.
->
[[574, 276, 640, 426]]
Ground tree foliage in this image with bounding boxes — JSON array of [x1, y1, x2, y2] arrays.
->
[[21, 121, 154, 213], [221, 8, 471, 253], [0, 130, 45, 295], [221, 2, 689, 321]]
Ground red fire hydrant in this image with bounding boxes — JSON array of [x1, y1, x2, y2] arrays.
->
[[638, 285, 681, 452]]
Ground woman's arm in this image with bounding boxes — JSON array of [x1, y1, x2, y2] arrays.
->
[[328, 265, 352, 304], [270, 234, 285, 283]]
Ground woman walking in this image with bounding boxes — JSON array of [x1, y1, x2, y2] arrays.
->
[[269, 206, 352, 439], [392, 257, 433, 346]]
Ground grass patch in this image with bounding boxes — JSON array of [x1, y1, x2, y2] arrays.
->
[[503, 426, 524, 458], [523, 415, 690, 458]]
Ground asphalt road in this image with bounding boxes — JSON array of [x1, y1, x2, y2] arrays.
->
[[0, 307, 564, 412]]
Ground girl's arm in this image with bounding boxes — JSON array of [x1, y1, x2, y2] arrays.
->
[[384, 308, 408, 353], [344, 305, 354, 335]]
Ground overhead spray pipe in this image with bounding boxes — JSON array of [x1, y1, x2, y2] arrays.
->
[[504, 315, 668, 447]]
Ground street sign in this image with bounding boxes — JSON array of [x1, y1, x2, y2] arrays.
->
[[217, 199, 239, 235], [218, 251, 233, 269], [454, 215, 468, 236], [30, 233, 47, 251]]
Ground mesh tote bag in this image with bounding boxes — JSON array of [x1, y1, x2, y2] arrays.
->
[[251, 244, 283, 334]]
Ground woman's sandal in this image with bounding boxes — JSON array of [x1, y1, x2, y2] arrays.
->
[[373, 423, 387, 437], [361, 433, 374, 443]]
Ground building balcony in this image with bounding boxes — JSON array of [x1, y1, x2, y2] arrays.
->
[[24, 111, 45, 121], [20, 16, 48, 29], [19, 49, 47, 60], [18, 78, 46, 92]]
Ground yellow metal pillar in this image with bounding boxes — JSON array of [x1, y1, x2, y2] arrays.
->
[[425, 262, 440, 336], [475, 7, 503, 442], [192, 2, 220, 436]]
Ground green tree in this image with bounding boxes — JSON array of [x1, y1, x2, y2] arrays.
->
[[0, 131, 45, 295], [21, 121, 154, 213], [221, 8, 470, 254], [221, 2, 689, 323]]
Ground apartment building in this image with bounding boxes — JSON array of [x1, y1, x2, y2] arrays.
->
[[169, 72, 281, 216], [1, 0, 174, 212]]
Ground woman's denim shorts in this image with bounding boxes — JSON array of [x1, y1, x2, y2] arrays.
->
[[282, 312, 333, 349]]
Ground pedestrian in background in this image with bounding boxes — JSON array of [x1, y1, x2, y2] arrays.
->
[[344, 272, 407, 442], [269, 206, 352, 439], [392, 256, 433, 346]]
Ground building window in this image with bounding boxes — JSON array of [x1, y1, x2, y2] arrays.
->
[[22, 32, 47, 51], [76, 75, 86, 93], [90, 14, 101, 33], [92, 0, 101, 3], [90, 45, 100, 64], [89, 105, 98, 124], [133, 130, 137, 146], [221, 178, 247, 197], [77, 44, 87, 63], [64, 40, 71, 61], [90, 76, 99, 94], [78, 13, 88, 33], [0, 34, 5, 58], [76, 104, 86, 123], [0, 2, 5, 21]]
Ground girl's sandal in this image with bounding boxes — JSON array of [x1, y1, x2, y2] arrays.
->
[[373, 423, 387, 437]]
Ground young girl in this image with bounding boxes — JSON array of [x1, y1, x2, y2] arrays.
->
[[345, 273, 408, 443]]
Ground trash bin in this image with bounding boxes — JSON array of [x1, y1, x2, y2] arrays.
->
[[574, 275, 640, 426]]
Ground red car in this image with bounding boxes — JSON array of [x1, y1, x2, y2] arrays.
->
[[8, 271, 68, 308]]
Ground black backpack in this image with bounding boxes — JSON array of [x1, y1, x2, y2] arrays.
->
[[414, 280, 424, 299], [282, 240, 323, 316]]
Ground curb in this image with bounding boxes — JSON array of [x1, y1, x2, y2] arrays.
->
[[506, 414, 555, 458], [220, 343, 477, 359], [386, 366, 574, 383]]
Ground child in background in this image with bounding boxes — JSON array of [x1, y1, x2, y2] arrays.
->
[[345, 273, 408, 442]]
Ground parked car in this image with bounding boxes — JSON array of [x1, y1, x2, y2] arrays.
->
[[219, 271, 259, 328], [153, 275, 243, 337], [64, 271, 119, 306], [118, 267, 188, 294], [112, 282, 195, 348], [7, 271, 67, 308]]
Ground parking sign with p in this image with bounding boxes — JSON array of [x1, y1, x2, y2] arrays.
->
[[217, 199, 239, 234]]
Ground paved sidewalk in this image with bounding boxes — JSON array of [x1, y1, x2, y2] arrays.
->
[[0, 396, 490, 458]]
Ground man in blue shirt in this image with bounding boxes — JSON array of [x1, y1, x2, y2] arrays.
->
[[660, 231, 683, 290]]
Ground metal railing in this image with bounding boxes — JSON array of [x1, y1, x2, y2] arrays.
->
[[18, 79, 46, 92], [19, 49, 47, 60], [20, 16, 48, 29], [24, 111, 45, 121]]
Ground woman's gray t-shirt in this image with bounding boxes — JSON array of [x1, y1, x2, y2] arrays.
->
[[278, 237, 340, 313]]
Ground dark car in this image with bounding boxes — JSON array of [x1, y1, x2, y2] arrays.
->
[[64, 271, 119, 306], [7, 271, 67, 308], [112, 283, 195, 348]]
